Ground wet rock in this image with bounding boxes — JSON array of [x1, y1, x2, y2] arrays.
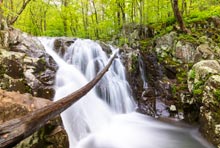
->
[[169, 105, 178, 117], [53, 38, 76, 57], [97, 41, 112, 55], [54, 39, 66, 57]]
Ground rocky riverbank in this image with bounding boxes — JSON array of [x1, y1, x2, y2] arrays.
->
[[0, 26, 68, 147], [118, 16, 220, 147]]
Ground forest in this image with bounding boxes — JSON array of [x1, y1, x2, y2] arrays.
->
[[1, 0, 220, 39]]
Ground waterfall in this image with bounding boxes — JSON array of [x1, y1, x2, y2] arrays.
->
[[39, 37, 213, 148], [138, 55, 148, 89]]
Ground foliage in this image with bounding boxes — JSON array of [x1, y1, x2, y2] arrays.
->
[[1, 0, 219, 40]]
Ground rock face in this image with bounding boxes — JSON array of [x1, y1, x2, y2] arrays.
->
[[0, 28, 57, 99], [0, 27, 65, 147], [0, 89, 68, 148], [187, 60, 220, 147]]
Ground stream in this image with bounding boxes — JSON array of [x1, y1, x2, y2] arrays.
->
[[39, 38, 214, 148]]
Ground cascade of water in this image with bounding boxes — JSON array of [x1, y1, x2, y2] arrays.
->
[[39, 37, 214, 148], [138, 55, 148, 89], [61, 39, 136, 113]]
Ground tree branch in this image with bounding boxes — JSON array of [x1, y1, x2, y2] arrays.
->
[[0, 52, 117, 148], [8, 0, 32, 25]]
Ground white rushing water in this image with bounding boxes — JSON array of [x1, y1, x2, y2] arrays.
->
[[39, 38, 213, 148]]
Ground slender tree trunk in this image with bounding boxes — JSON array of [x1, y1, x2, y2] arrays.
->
[[0, 0, 3, 27], [62, 0, 68, 36], [121, 1, 126, 24], [131, 1, 134, 23], [171, 0, 189, 33], [81, 0, 87, 36], [0, 52, 117, 148], [9, 0, 32, 25], [117, 10, 121, 27], [139, 0, 143, 24], [91, 0, 99, 38], [116, 0, 125, 26]]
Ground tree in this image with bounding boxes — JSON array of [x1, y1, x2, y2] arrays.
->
[[8, 0, 32, 25], [90, 0, 99, 38], [0, 0, 3, 26], [61, 0, 68, 36], [171, 0, 190, 33]]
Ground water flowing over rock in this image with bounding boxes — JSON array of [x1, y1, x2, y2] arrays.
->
[[38, 37, 213, 148]]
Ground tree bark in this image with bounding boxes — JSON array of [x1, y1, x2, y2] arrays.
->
[[171, 0, 190, 33], [0, 52, 117, 148]]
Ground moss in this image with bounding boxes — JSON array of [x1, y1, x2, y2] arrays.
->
[[194, 81, 204, 90], [189, 69, 196, 80], [177, 70, 187, 82], [213, 89, 220, 102], [139, 39, 152, 51], [212, 109, 220, 123], [176, 34, 199, 44], [193, 89, 203, 96], [130, 54, 138, 73], [171, 85, 177, 95], [0, 64, 5, 78], [118, 37, 128, 46]]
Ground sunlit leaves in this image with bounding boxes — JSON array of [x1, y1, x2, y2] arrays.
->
[[11, 0, 220, 39]]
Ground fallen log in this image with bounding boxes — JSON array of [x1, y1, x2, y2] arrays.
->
[[0, 52, 117, 148]]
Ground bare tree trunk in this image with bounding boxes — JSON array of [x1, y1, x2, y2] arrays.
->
[[171, 0, 190, 33], [0, 0, 3, 27], [62, 0, 68, 36], [139, 0, 144, 24], [91, 0, 99, 38], [0, 53, 117, 148], [9, 0, 32, 25]]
